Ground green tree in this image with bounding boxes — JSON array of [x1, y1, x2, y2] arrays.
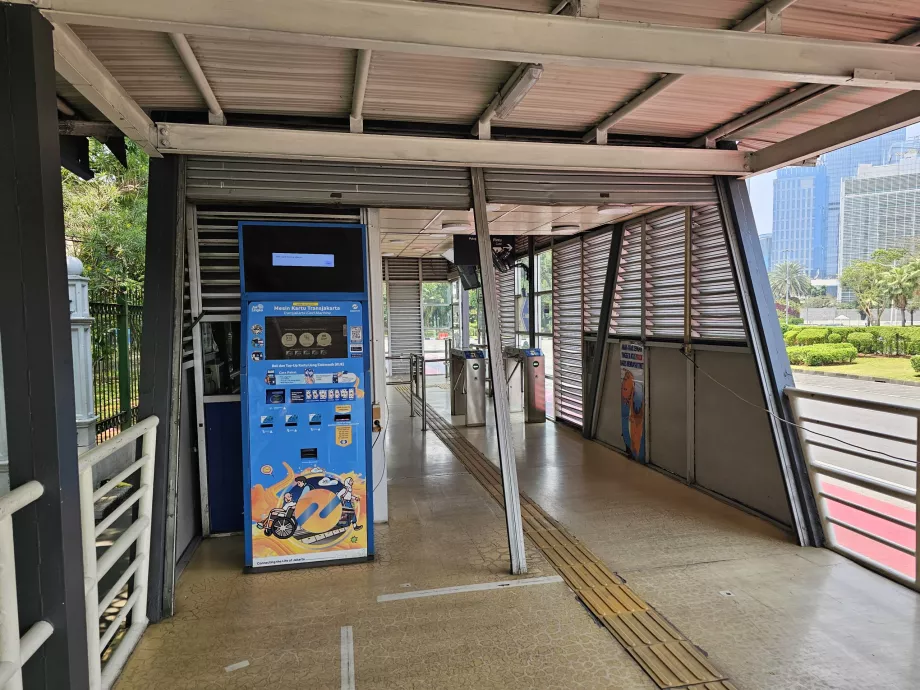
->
[[63, 138, 149, 294], [769, 261, 811, 301], [841, 259, 886, 325], [881, 263, 920, 327]]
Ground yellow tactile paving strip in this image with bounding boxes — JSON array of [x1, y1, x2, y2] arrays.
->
[[398, 387, 737, 690]]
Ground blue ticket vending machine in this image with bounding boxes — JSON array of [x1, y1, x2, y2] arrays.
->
[[239, 222, 373, 571]]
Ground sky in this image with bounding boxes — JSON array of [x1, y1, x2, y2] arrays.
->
[[747, 123, 920, 235]]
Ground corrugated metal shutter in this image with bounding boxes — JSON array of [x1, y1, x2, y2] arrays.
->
[[690, 206, 746, 341], [553, 238, 584, 427], [187, 157, 473, 209], [484, 170, 717, 205], [582, 229, 612, 334], [192, 207, 360, 317], [497, 268, 516, 347], [387, 279, 422, 376], [609, 220, 643, 336], [645, 209, 687, 340], [421, 258, 452, 282]]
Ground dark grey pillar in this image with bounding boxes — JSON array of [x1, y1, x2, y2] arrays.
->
[[583, 225, 623, 439], [526, 237, 536, 347], [137, 156, 186, 621], [0, 5, 91, 687], [717, 176, 822, 547]]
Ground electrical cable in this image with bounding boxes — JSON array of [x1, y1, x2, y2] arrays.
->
[[372, 394, 391, 491], [679, 348, 915, 466]]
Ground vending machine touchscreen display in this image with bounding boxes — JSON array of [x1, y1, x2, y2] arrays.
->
[[264, 316, 348, 360]]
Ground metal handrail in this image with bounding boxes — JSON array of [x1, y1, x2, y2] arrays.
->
[[408, 354, 427, 431], [0, 480, 51, 690], [79, 415, 159, 689], [785, 385, 919, 592]]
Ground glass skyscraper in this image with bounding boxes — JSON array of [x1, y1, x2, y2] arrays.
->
[[769, 128, 908, 278], [771, 166, 827, 277]]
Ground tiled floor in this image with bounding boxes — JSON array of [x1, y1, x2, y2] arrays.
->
[[117, 385, 920, 689]]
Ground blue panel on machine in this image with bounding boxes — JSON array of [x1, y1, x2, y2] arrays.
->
[[239, 221, 373, 572]]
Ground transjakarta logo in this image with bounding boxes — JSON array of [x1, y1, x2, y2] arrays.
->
[[352, 303, 360, 311], [251, 303, 264, 312], [274, 305, 338, 312]]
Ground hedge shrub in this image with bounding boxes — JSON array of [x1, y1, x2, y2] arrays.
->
[[827, 332, 842, 343], [847, 332, 876, 354], [783, 329, 803, 346], [912, 355, 920, 374], [795, 328, 829, 345], [787, 343, 858, 366]]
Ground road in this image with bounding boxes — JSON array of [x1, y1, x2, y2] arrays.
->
[[792, 372, 917, 578]]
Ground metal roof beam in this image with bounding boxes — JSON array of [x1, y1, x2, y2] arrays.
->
[[747, 90, 920, 174], [168, 33, 225, 125], [694, 21, 920, 147], [51, 21, 160, 156], [584, 0, 802, 144], [350, 49, 372, 133], [29, 0, 920, 88], [155, 122, 749, 175]]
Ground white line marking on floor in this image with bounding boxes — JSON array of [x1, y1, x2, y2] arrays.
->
[[224, 660, 249, 673], [376, 575, 564, 602], [340, 626, 355, 690]]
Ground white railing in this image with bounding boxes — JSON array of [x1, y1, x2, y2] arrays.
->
[[78, 416, 158, 690], [0, 481, 53, 690], [786, 388, 918, 591]]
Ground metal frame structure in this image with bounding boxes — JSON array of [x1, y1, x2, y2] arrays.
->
[[408, 353, 428, 432]]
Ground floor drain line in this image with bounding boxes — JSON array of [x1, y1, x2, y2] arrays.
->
[[397, 387, 736, 690]]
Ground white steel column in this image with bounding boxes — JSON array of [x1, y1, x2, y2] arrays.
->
[[67, 256, 96, 453], [470, 167, 526, 575], [365, 208, 389, 523]]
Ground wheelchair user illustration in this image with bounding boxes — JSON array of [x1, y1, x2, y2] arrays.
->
[[257, 492, 298, 539]]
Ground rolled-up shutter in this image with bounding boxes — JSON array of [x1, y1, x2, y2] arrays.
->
[[187, 157, 472, 209], [483, 170, 718, 205], [690, 206, 746, 341], [385, 258, 423, 376], [553, 239, 584, 427], [497, 268, 516, 347], [582, 229, 612, 334], [609, 220, 643, 336], [645, 209, 687, 340]]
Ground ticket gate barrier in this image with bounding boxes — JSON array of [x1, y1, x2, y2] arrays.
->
[[450, 348, 486, 427], [503, 347, 546, 423]]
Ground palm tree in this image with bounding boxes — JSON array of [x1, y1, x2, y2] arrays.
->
[[769, 261, 811, 300], [882, 263, 920, 327]]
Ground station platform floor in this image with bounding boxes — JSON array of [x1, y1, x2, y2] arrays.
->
[[116, 384, 920, 689]]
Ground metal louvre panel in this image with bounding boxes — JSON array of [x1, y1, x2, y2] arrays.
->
[[387, 281, 422, 375], [645, 209, 687, 339], [194, 207, 359, 316], [187, 157, 472, 209], [582, 229, 612, 333], [690, 205, 746, 342], [553, 238, 584, 427], [385, 257, 420, 281], [609, 220, 642, 336], [483, 170, 717, 205], [421, 258, 451, 282], [497, 268, 516, 347]]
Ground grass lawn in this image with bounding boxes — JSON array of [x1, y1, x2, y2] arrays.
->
[[792, 355, 920, 382]]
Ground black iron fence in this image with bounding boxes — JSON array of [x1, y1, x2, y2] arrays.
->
[[89, 286, 143, 441]]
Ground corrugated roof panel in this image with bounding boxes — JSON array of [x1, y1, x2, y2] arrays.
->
[[500, 66, 656, 131], [613, 76, 796, 139], [363, 53, 514, 124], [779, 1, 920, 43], [188, 37, 354, 116], [735, 87, 907, 149], [55, 75, 105, 121], [434, 0, 555, 11], [71, 26, 203, 109], [599, 0, 758, 28]]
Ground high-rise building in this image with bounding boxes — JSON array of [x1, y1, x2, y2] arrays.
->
[[839, 151, 920, 290], [759, 233, 773, 271], [821, 129, 907, 277], [770, 166, 827, 277]]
